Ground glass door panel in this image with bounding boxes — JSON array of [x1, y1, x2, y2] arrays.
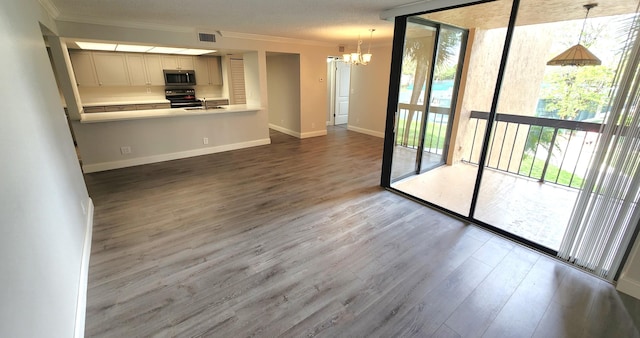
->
[[390, 23, 436, 181], [420, 27, 464, 172], [473, 8, 624, 251]]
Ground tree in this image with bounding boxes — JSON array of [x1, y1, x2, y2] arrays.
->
[[539, 66, 614, 120]]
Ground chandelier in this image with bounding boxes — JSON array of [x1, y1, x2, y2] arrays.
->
[[547, 3, 601, 66], [343, 29, 375, 65]]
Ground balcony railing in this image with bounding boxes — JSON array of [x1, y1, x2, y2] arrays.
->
[[462, 111, 603, 189], [395, 103, 450, 155]]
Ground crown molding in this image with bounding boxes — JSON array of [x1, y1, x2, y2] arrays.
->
[[38, 0, 60, 19], [218, 31, 336, 47]]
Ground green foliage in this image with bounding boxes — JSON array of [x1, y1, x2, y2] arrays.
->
[[519, 155, 584, 188], [395, 117, 446, 149], [539, 66, 614, 119], [523, 126, 561, 154]]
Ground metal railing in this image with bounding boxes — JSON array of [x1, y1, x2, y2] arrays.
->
[[462, 111, 603, 189], [395, 103, 450, 155]]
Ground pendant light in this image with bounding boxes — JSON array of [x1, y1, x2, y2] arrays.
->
[[547, 3, 602, 66], [343, 29, 375, 65]]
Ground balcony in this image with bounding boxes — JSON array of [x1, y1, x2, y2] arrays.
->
[[391, 107, 603, 250]]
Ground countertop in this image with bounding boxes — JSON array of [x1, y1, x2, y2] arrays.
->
[[80, 104, 263, 123]]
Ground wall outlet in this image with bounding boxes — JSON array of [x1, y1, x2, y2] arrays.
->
[[203, 137, 209, 145], [120, 146, 132, 155]]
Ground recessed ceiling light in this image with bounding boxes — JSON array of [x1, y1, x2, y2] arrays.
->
[[76, 41, 117, 51], [174, 49, 217, 55], [115, 44, 153, 52], [146, 47, 187, 54], [74, 42, 216, 56]]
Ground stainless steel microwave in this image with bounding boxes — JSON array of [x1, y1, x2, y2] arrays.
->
[[163, 70, 196, 86]]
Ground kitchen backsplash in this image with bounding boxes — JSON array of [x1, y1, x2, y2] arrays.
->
[[79, 85, 225, 104]]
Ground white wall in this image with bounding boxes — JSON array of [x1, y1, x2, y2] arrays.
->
[[0, 1, 91, 337], [347, 45, 393, 138], [267, 53, 301, 136]]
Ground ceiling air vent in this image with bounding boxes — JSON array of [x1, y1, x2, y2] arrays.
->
[[198, 33, 216, 43]]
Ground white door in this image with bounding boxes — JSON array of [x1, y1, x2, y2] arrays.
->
[[334, 61, 351, 125]]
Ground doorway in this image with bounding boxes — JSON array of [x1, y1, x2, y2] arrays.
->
[[328, 59, 351, 126]]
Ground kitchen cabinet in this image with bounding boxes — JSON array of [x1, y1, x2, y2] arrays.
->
[[83, 102, 171, 113], [104, 104, 137, 112], [135, 103, 170, 110], [144, 55, 165, 85], [194, 57, 210, 85], [69, 51, 99, 87], [193, 56, 222, 86], [161, 55, 194, 70], [126, 54, 164, 86], [126, 54, 147, 86], [83, 106, 106, 113], [92, 52, 130, 86], [207, 56, 223, 85]]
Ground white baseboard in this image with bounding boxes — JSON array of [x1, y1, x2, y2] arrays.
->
[[301, 129, 327, 138], [83, 138, 271, 173], [269, 124, 301, 138], [617, 273, 640, 300], [75, 197, 94, 338], [347, 125, 385, 138]]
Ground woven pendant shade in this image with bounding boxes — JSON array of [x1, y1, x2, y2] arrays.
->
[[547, 43, 602, 66]]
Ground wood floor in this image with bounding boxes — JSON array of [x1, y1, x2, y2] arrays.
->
[[84, 126, 640, 337]]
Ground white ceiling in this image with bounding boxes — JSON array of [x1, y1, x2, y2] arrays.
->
[[45, 0, 640, 47], [46, 0, 413, 46]]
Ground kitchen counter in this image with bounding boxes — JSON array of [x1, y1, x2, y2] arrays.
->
[[80, 104, 263, 123]]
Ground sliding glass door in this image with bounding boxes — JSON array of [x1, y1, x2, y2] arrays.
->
[[381, 0, 640, 280]]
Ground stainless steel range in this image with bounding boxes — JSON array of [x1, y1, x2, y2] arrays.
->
[[165, 88, 203, 108]]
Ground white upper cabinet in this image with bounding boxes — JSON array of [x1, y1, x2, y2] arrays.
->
[[144, 55, 165, 85], [207, 56, 222, 85], [193, 56, 222, 86], [125, 54, 147, 86], [112, 53, 165, 86], [68, 50, 222, 87], [161, 55, 194, 70], [194, 57, 210, 85], [69, 51, 99, 87], [92, 52, 130, 86]]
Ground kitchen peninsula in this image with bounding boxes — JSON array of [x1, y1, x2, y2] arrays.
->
[[80, 104, 263, 123], [65, 50, 270, 174]]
